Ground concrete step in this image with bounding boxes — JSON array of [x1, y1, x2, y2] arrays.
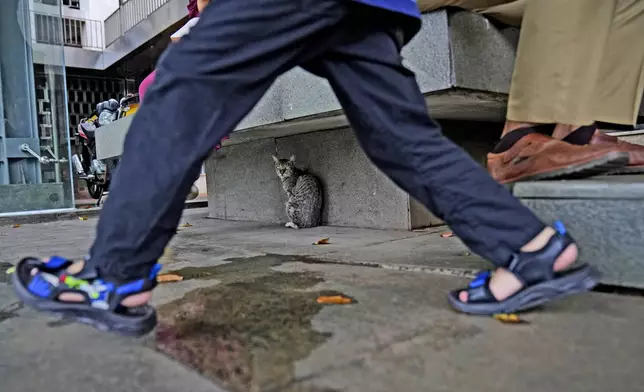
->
[[513, 175, 644, 288]]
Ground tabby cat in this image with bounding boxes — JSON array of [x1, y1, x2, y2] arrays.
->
[[272, 155, 322, 229]]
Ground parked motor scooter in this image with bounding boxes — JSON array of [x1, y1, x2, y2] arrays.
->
[[71, 94, 199, 204], [71, 99, 120, 201]]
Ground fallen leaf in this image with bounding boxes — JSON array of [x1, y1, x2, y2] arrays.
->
[[179, 223, 193, 228], [78, 217, 88, 221], [12, 224, 21, 229], [6, 266, 15, 275], [317, 295, 352, 305], [313, 237, 330, 245], [157, 273, 184, 283], [440, 231, 454, 238], [493, 313, 528, 324]]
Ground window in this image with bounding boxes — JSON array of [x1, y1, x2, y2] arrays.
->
[[35, 14, 63, 45], [63, 18, 85, 47], [63, 0, 80, 9], [34, 14, 85, 48]]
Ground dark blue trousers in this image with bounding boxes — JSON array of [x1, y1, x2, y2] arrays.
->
[[89, 0, 545, 280]]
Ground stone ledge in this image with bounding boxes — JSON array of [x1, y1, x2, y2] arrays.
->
[[514, 175, 644, 200], [96, 9, 517, 160], [515, 175, 644, 288]]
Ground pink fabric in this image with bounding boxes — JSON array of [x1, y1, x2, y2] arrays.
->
[[187, 0, 200, 19], [138, 70, 156, 102]]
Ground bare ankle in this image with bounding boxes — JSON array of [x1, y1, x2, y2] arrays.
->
[[502, 120, 540, 137], [552, 124, 582, 140], [521, 227, 555, 252], [521, 226, 578, 271]]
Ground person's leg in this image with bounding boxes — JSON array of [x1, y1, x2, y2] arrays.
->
[[414, 0, 632, 183], [558, 0, 644, 174], [89, 0, 351, 282], [485, 0, 635, 183], [508, 0, 644, 130], [12, 0, 353, 334], [303, 9, 596, 313]]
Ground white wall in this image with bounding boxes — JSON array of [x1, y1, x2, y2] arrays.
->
[[28, 0, 119, 52], [29, 0, 119, 21], [87, 0, 119, 22]]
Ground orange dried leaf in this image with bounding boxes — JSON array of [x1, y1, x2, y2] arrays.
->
[[12, 224, 21, 229], [493, 313, 528, 324], [316, 295, 352, 305], [313, 237, 331, 245], [157, 273, 184, 283], [179, 223, 193, 228], [440, 231, 454, 238]]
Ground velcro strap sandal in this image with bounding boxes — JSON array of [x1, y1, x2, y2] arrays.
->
[[448, 221, 600, 315], [12, 256, 160, 336]]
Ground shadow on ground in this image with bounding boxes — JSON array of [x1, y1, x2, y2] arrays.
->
[[155, 254, 348, 392], [0, 262, 12, 284]]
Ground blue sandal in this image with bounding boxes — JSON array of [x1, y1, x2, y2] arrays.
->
[[448, 222, 600, 315], [12, 256, 160, 336]]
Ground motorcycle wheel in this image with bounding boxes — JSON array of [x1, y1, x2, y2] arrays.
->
[[87, 181, 104, 200]]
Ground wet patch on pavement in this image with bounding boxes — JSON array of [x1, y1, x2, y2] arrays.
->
[[156, 254, 348, 392]]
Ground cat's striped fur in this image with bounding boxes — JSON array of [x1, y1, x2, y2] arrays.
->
[[272, 155, 322, 229]]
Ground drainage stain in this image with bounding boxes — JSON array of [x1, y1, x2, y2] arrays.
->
[[156, 254, 347, 392]]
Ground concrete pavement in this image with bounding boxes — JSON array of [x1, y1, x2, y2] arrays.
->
[[1, 209, 643, 392]]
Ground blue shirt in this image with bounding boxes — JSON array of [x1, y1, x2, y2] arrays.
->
[[352, 0, 422, 42], [353, 0, 420, 19]]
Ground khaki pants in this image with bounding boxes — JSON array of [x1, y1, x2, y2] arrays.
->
[[418, 0, 644, 126]]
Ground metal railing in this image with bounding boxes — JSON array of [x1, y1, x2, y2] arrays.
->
[[33, 11, 105, 51], [104, 0, 171, 47]]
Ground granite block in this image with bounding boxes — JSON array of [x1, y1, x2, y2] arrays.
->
[[402, 10, 453, 93], [280, 68, 341, 121], [205, 139, 286, 223], [521, 198, 644, 288], [275, 128, 414, 230], [449, 11, 518, 93]]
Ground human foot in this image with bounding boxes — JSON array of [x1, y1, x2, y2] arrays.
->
[[458, 226, 578, 303], [561, 125, 644, 174], [30, 259, 153, 307], [487, 128, 629, 183], [14, 256, 158, 336], [448, 221, 600, 315]]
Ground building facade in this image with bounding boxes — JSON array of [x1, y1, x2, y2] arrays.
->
[[1, 0, 193, 215], [0, 0, 76, 215]]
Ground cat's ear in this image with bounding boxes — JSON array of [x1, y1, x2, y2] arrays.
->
[[272, 155, 279, 163], [289, 155, 296, 163]]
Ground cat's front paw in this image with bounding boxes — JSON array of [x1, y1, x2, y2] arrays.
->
[[285, 222, 299, 229]]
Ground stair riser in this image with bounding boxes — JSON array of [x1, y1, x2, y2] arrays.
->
[[521, 199, 644, 289]]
